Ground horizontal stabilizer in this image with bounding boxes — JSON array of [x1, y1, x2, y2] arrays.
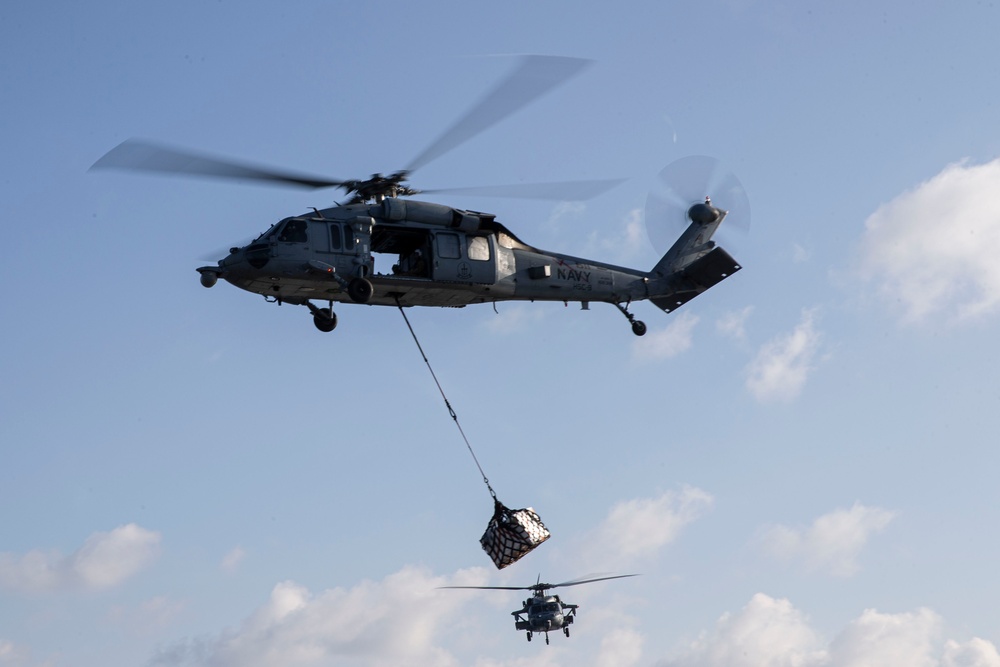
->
[[651, 247, 741, 313]]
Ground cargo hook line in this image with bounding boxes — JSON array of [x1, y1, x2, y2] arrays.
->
[[397, 302, 496, 501]]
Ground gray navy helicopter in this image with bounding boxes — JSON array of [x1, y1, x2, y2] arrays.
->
[[442, 573, 638, 645], [92, 57, 747, 336]]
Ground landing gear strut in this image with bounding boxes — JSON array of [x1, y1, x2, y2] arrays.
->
[[615, 301, 647, 336], [306, 302, 337, 332]]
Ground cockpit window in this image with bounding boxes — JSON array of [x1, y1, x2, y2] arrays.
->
[[278, 219, 308, 243]]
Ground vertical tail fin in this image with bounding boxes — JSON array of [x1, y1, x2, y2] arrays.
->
[[647, 204, 742, 313]]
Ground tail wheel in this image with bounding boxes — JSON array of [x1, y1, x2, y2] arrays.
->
[[631, 320, 647, 336], [348, 277, 374, 303], [313, 308, 337, 332]]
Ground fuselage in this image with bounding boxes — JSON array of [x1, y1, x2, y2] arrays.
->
[[207, 200, 651, 309]]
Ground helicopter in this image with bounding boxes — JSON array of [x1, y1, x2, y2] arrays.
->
[[91, 56, 746, 337], [441, 573, 638, 645]]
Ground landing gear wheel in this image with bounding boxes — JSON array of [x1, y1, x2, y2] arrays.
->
[[313, 308, 337, 333], [616, 301, 647, 336], [526, 632, 532, 642], [564, 627, 570, 637], [347, 277, 374, 303], [545, 633, 550, 645]]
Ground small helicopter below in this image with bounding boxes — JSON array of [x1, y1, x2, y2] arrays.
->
[[91, 57, 747, 336], [441, 573, 637, 645]]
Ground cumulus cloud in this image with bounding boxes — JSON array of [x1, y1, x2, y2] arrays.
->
[[581, 486, 713, 568], [633, 311, 700, 361], [745, 308, 822, 403], [585, 207, 648, 264], [829, 606, 940, 667], [665, 593, 826, 667], [594, 627, 645, 667], [943, 638, 1000, 667], [858, 158, 1000, 324], [0, 524, 161, 593], [221, 547, 246, 573], [716, 306, 753, 341], [547, 201, 586, 229], [0, 639, 38, 667], [757, 502, 896, 577], [663, 594, 993, 667], [153, 566, 490, 667], [481, 303, 547, 335]]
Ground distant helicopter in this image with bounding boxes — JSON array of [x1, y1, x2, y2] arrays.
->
[[441, 573, 637, 645], [91, 57, 747, 336]]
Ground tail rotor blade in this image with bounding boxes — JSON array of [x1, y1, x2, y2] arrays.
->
[[645, 155, 750, 255]]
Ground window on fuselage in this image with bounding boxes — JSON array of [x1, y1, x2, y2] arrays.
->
[[437, 233, 461, 259], [467, 235, 490, 261], [278, 219, 307, 243]]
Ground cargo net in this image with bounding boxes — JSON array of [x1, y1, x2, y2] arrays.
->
[[481, 499, 552, 569]]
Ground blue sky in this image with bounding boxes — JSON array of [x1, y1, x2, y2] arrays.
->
[[4, 1, 1000, 666]]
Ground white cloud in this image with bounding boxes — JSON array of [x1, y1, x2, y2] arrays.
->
[[594, 627, 644, 667], [745, 308, 822, 403], [858, 158, 1000, 324], [943, 638, 1000, 667], [0, 524, 161, 593], [663, 594, 993, 667], [757, 502, 896, 577], [633, 311, 700, 361], [154, 565, 490, 667], [547, 201, 586, 229], [0, 639, 42, 667], [581, 486, 713, 568], [221, 546, 246, 573], [828, 606, 940, 667], [665, 593, 827, 667], [481, 303, 547, 335], [792, 243, 811, 263], [716, 306, 753, 341], [584, 207, 647, 264]]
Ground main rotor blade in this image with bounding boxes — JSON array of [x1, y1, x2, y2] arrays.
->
[[405, 55, 593, 173], [440, 574, 638, 592], [438, 585, 534, 591], [549, 574, 639, 589], [90, 139, 348, 189], [420, 178, 625, 201]]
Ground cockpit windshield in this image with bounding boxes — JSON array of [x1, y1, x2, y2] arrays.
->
[[278, 219, 308, 243], [253, 218, 308, 243]]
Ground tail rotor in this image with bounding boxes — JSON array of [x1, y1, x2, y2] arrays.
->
[[644, 155, 750, 255]]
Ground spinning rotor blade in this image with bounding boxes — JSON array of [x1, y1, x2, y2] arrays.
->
[[90, 139, 348, 189], [439, 574, 638, 593], [420, 178, 626, 201], [644, 155, 750, 254], [438, 585, 535, 591], [547, 574, 639, 590], [405, 55, 593, 173]]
